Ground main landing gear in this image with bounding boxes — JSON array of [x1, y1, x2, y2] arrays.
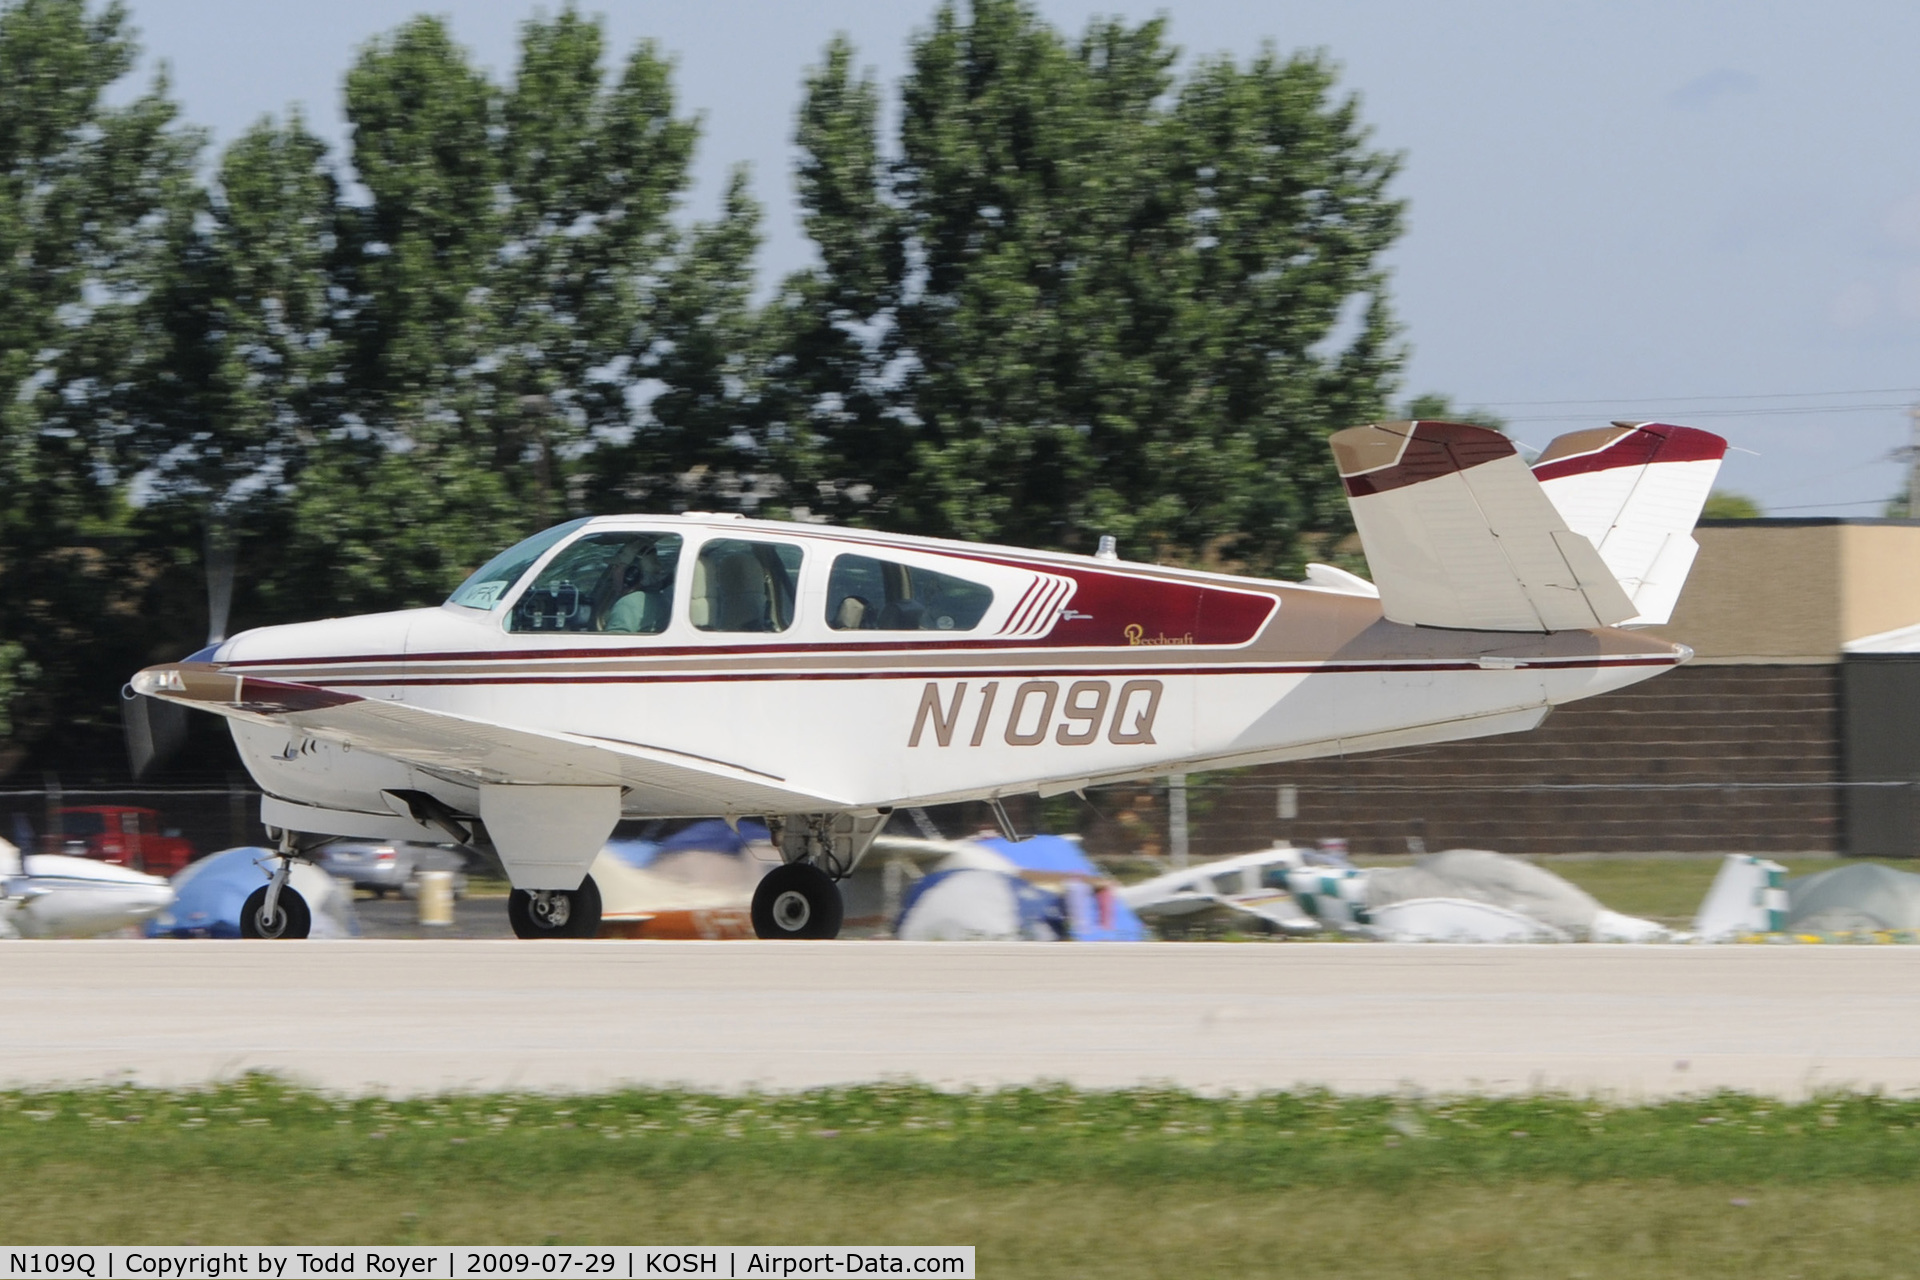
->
[[508, 875, 603, 939], [751, 862, 843, 940], [751, 813, 887, 940], [242, 832, 312, 939]]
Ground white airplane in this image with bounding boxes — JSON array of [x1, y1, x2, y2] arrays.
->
[[126, 419, 1725, 940], [1120, 845, 1324, 937], [0, 838, 176, 938]]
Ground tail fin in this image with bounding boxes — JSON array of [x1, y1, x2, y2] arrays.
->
[[1331, 420, 1637, 632], [1531, 422, 1727, 626]]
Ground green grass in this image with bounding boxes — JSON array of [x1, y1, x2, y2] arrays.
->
[[9, 1079, 1920, 1275]]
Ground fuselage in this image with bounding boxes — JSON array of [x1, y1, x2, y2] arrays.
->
[[187, 513, 1689, 828]]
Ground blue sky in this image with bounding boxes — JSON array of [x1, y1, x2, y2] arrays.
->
[[115, 0, 1920, 515]]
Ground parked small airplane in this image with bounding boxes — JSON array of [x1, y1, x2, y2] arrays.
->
[[126, 419, 1725, 939], [0, 837, 176, 938]]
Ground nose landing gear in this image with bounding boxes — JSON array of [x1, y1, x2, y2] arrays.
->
[[241, 833, 312, 939]]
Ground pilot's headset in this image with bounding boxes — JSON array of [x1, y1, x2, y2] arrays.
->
[[625, 543, 671, 593]]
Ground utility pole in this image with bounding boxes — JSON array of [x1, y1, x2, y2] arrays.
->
[[1909, 405, 1920, 518], [1168, 774, 1189, 868]]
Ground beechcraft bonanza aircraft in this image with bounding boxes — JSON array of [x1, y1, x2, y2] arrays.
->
[[126, 419, 1726, 939]]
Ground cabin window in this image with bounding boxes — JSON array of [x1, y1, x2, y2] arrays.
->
[[1211, 871, 1247, 896], [507, 532, 683, 634], [447, 518, 590, 610], [691, 539, 804, 633], [825, 554, 995, 632]]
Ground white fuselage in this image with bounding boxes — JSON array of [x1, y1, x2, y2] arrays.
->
[[203, 515, 1686, 830]]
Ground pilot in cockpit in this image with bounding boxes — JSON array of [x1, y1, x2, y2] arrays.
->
[[598, 541, 675, 634]]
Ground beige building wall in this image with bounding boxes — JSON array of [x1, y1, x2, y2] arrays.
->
[[1645, 521, 1920, 663]]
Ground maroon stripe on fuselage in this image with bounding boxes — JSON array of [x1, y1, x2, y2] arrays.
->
[[272, 654, 1679, 689], [1000, 579, 1044, 633]]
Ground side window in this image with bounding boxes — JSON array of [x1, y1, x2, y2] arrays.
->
[[508, 532, 682, 634], [826, 554, 995, 632], [691, 539, 803, 633]]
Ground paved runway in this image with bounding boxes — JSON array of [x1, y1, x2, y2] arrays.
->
[[7, 941, 1919, 1098]]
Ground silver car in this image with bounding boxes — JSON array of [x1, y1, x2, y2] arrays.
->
[[313, 841, 469, 898]]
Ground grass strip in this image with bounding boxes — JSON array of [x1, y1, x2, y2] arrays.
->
[[7, 1078, 1920, 1274]]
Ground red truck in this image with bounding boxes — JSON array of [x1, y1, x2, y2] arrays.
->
[[45, 806, 194, 876]]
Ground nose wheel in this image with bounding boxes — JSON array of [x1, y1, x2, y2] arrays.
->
[[751, 862, 844, 939], [242, 837, 312, 939], [240, 883, 311, 938], [507, 875, 603, 938]]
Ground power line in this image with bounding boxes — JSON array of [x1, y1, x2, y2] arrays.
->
[[1502, 403, 1914, 425], [1473, 386, 1920, 409]]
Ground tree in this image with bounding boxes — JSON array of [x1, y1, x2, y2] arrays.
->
[[773, 0, 1406, 574], [0, 0, 202, 769], [1704, 491, 1762, 520]]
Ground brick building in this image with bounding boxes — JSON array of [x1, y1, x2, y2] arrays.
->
[[1168, 519, 1920, 858]]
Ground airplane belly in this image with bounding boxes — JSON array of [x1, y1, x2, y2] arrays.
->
[[229, 719, 417, 812], [1212, 666, 1553, 757]]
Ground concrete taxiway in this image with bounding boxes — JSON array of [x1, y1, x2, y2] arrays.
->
[[8, 941, 1919, 1098]]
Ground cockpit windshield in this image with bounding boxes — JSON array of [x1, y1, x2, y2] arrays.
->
[[446, 519, 590, 610]]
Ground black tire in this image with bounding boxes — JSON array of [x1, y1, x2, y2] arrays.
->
[[507, 874, 602, 939], [751, 862, 844, 940], [240, 884, 311, 939]]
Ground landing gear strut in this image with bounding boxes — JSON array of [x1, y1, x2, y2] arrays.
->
[[508, 875, 602, 939], [752, 813, 887, 940], [751, 862, 843, 940], [242, 832, 312, 939]]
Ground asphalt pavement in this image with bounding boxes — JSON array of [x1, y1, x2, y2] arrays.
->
[[6, 941, 1920, 1098]]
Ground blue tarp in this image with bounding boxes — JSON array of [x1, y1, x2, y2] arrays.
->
[[659, 818, 770, 856], [896, 868, 1066, 941], [973, 835, 1148, 939], [145, 846, 359, 939], [977, 834, 1101, 876]]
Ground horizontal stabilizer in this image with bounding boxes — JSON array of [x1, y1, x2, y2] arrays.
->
[[1532, 422, 1727, 626], [1331, 420, 1638, 632]]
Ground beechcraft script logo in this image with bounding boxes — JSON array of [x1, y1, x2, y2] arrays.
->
[[1123, 623, 1192, 646], [908, 679, 1162, 748]]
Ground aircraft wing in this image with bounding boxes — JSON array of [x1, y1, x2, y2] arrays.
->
[[129, 663, 841, 816], [1128, 889, 1321, 935], [1331, 420, 1639, 631]]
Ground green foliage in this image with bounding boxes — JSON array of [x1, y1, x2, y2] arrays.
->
[[0, 0, 1423, 773], [0, 0, 203, 758], [1703, 490, 1762, 520], [774, 0, 1405, 573]]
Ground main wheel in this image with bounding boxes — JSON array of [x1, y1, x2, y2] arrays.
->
[[751, 862, 844, 940], [507, 875, 602, 939], [240, 884, 311, 939]]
